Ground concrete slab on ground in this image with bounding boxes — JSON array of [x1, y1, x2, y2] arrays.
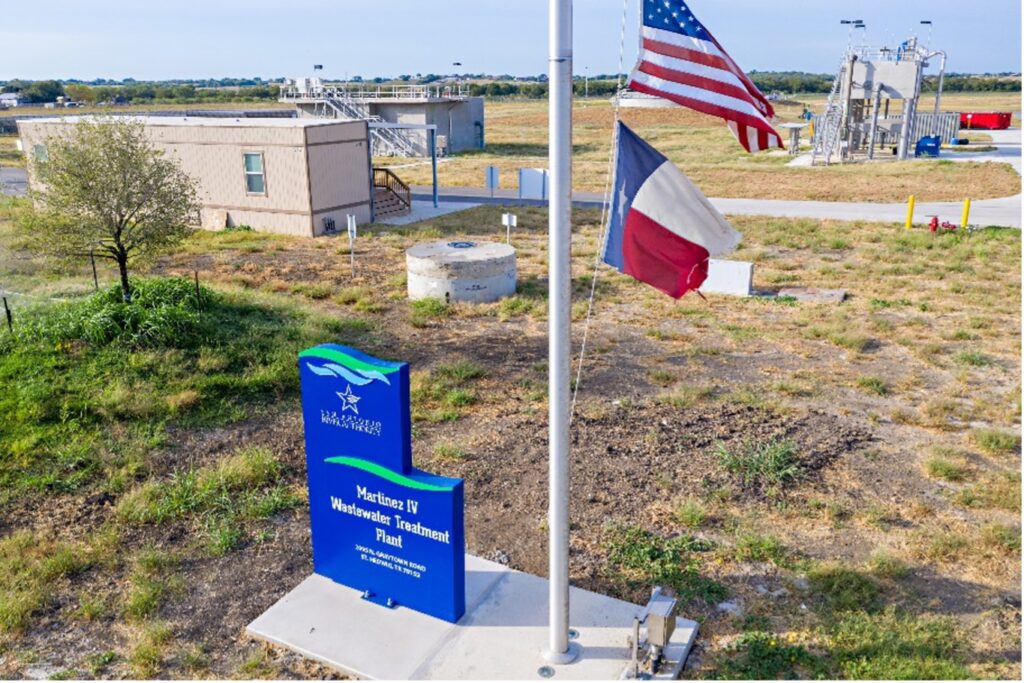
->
[[247, 554, 699, 680], [376, 200, 479, 226], [702, 259, 753, 297]]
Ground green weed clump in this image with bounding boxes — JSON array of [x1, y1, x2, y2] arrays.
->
[[924, 456, 969, 482], [604, 526, 726, 604], [712, 630, 820, 679], [19, 277, 213, 349], [856, 375, 889, 396], [116, 446, 301, 555], [715, 439, 801, 491], [971, 428, 1020, 455], [827, 608, 970, 679], [732, 531, 787, 565], [0, 531, 95, 632], [411, 360, 487, 422], [956, 471, 1020, 513], [0, 282, 351, 500], [808, 565, 881, 613], [409, 297, 449, 327]]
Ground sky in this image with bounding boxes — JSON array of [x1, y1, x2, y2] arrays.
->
[[1, 0, 1021, 81]]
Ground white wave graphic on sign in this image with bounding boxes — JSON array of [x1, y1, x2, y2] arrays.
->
[[306, 362, 391, 386]]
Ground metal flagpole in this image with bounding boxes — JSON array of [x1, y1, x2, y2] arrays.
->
[[545, 0, 577, 665]]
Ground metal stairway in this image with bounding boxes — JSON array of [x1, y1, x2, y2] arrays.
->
[[811, 58, 849, 166], [318, 96, 419, 157]]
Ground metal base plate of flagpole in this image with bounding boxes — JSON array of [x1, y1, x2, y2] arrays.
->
[[246, 555, 698, 680]]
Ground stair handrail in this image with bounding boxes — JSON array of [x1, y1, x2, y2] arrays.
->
[[372, 167, 411, 209]]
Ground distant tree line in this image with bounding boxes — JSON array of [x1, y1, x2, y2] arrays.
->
[[923, 74, 1021, 92], [0, 80, 282, 104], [1, 71, 1017, 105]]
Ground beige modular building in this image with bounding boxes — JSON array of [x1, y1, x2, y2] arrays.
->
[[17, 116, 388, 237]]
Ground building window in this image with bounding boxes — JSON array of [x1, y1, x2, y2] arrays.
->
[[243, 152, 265, 194], [33, 144, 48, 162]]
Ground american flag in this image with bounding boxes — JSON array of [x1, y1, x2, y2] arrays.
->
[[628, 0, 782, 153]]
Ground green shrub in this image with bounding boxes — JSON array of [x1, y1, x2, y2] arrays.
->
[[18, 277, 213, 349]]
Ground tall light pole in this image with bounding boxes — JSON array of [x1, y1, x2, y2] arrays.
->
[[855, 22, 867, 52], [545, 0, 577, 666], [584, 65, 589, 99], [840, 19, 859, 52]]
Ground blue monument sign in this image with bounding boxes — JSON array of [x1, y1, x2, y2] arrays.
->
[[299, 344, 465, 623]]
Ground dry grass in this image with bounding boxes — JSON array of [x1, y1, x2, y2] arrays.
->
[[1, 191, 1020, 678], [377, 93, 1021, 201]]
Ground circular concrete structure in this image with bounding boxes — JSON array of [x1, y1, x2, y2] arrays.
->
[[406, 240, 516, 303]]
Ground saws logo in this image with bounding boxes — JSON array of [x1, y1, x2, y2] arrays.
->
[[307, 362, 386, 436]]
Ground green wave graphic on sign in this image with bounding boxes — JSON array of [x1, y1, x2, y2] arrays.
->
[[299, 348, 402, 375], [324, 456, 455, 492]]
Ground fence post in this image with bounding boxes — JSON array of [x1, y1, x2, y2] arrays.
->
[[90, 250, 99, 291], [194, 270, 201, 309], [3, 297, 12, 333]]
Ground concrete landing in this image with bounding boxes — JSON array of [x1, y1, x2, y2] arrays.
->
[[375, 200, 479, 226], [246, 554, 698, 680]]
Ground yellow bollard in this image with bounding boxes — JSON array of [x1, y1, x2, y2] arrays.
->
[[905, 195, 916, 229], [961, 198, 971, 229]]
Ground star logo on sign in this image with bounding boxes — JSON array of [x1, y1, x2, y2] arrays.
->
[[337, 385, 361, 414]]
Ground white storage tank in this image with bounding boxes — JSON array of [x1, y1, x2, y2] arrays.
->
[[406, 240, 516, 303]]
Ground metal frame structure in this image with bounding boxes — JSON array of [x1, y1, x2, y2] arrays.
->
[[811, 36, 950, 165]]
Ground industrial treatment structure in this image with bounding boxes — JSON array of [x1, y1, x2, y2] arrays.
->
[[812, 34, 954, 164], [280, 77, 484, 157]]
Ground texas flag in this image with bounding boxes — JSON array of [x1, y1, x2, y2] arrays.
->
[[602, 122, 740, 298]]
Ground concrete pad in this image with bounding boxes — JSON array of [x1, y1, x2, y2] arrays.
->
[[701, 259, 753, 297], [376, 200, 479, 226], [779, 287, 847, 304], [247, 554, 699, 680]]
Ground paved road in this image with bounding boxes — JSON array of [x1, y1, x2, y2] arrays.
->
[[1, 167, 27, 197], [414, 185, 1021, 228], [414, 127, 1022, 228], [5, 129, 1020, 226]]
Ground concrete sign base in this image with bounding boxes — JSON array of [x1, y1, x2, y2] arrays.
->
[[701, 259, 753, 297], [246, 554, 698, 680]]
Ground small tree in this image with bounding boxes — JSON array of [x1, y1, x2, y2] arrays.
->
[[28, 117, 200, 302]]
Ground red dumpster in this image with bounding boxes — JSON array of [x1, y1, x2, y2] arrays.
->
[[960, 112, 1013, 130]]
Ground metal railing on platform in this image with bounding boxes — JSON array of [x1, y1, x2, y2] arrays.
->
[[280, 84, 469, 101]]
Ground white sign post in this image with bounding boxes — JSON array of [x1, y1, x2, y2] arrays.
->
[[346, 214, 357, 277], [502, 212, 517, 245]]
